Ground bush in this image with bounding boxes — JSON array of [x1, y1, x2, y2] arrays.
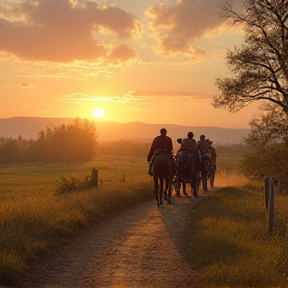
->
[[55, 175, 92, 194]]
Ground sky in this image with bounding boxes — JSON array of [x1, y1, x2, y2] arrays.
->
[[0, 0, 261, 128]]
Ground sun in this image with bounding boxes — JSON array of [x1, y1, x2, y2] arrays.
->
[[93, 108, 105, 118]]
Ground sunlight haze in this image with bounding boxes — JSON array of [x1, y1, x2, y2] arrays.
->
[[0, 0, 258, 128]]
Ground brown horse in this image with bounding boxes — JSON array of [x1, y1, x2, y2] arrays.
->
[[153, 152, 173, 207]]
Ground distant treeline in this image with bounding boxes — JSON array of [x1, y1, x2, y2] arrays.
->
[[0, 118, 246, 163], [0, 118, 97, 163], [97, 140, 247, 158]]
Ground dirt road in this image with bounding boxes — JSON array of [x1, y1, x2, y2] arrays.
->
[[18, 191, 208, 288]]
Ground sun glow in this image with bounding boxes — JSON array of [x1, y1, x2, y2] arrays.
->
[[93, 108, 105, 118]]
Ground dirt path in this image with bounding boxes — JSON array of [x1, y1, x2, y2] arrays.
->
[[17, 190, 212, 288]]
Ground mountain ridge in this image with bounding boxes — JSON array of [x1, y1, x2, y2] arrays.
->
[[0, 117, 250, 144]]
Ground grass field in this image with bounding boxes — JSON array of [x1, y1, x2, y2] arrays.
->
[[1, 152, 288, 287], [188, 184, 288, 287], [0, 156, 153, 285]]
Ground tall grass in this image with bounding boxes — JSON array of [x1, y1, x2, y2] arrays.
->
[[188, 183, 288, 287], [0, 156, 153, 284]]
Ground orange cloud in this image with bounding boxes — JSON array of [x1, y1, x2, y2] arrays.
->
[[128, 90, 212, 99], [0, 0, 139, 63], [147, 0, 227, 55], [19, 82, 33, 88]]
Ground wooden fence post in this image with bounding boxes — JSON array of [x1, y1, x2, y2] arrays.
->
[[91, 168, 98, 187], [264, 177, 276, 235]]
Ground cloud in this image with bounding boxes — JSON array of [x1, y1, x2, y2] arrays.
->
[[58, 93, 134, 104], [0, 0, 140, 63], [3, 81, 34, 88], [107, 44, 138, 66], [59, 90, 212, 107], [147, 0, 227, 56], [128, 90, 212, 99], [19, 81, 34, 88]]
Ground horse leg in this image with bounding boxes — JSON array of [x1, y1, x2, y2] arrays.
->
[[159, 177, 163, 205], [192, 176, 199, 198], [154, 177, 160, 206], [183, 181, 188, 196], [164, 179, 168, 200], [202, 172, 208, 192], [167, 181, 172, 204], [176, 180, 181, 196]]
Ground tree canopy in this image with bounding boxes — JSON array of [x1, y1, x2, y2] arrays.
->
[[241, 105, 288, 192], [213, 0, 288, 114]]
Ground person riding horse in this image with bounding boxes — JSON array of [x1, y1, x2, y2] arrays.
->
[[147, 128, 174, 176], [206, 138, 217, 170], [175, 132, 201, 171], [174, 132, 200, 197], [197, 134, 210, 160]]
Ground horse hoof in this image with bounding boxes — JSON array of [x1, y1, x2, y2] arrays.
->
[[168, 198, 172, 204], [160, 200, 163, 205]]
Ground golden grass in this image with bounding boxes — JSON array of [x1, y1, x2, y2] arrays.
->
[[0, 156, 153, 284], [188, 184, 288, 287]]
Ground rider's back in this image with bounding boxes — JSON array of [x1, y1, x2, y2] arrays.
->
[[179, 137, 198, 154]]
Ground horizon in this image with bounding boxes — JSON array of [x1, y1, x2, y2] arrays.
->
[[0, 116, 250, 144], [0, 0, 260, 129], [0, 116, 251, 130]]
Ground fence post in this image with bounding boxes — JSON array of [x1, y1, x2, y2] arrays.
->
[[264, 177, 275, 235], [91, 168, 98, 187]]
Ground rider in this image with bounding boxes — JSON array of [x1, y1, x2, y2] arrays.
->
[[176, 132, 201, 171], [147, 128, 174, 176], [197, 134, 211, 164], [206, 139, 217, 170], [197, 134, 209, 151]]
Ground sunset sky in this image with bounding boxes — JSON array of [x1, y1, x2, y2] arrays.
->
[[0, 0, 261, 128]]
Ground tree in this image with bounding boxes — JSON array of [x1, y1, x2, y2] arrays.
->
[[213, 0, 288, 114], [242, 105, 288, 192]]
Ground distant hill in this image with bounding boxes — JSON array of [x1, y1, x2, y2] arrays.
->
[[0, 117, 250, 144]]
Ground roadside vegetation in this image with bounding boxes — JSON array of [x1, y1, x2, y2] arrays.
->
[[188, 183, 288, 287], [0, 156, 152, 285]]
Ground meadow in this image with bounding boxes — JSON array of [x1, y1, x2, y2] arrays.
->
[[0, 156, 153, 285], [1, 150, 288, 287]]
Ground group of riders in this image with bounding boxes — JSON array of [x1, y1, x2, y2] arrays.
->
[[147, 128, 217, 177]]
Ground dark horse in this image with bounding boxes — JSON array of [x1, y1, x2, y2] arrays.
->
[[200, 149, 210, 192], [152, 150, 173, 207], [174, 151, 199, 197]]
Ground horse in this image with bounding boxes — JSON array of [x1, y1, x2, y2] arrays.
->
[[199, 149, 210, 191], [152, 151, 173, 207], [174, 151, 199, 198]]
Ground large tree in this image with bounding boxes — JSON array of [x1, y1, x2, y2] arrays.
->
[[213, 0, 288, 114]]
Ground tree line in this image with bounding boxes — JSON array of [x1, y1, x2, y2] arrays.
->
[[0, 118, 97, 163], [0, 118, 244, 163]]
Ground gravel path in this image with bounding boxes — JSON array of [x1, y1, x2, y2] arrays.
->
[[17, 190, 210, 288]]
